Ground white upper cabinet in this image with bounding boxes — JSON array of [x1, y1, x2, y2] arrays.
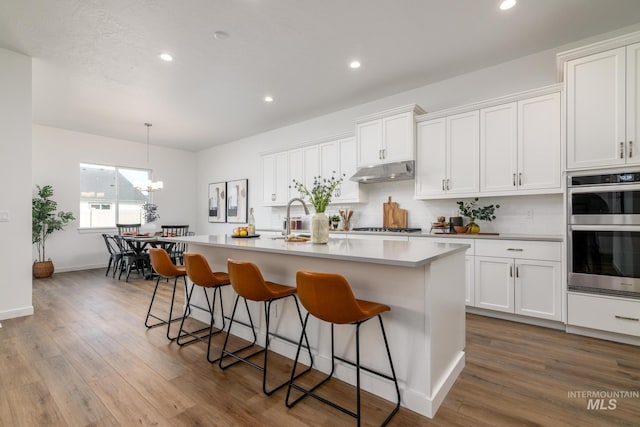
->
[[566, 43, 640, 169], [480, 103, 518, 193], [517, 93, 561, 191], [261, 134, 364, 206], [480, 93, 561, 194], [356, 105, 425, 168], [628, 42, 640, 164], [415, 111, 479, 198], [262, 151, 289, 206], [335, 137, 364, 203], [288, 148, 304, 200]]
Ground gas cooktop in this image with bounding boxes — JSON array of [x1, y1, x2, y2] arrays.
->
[[352, 227, 422, 233]]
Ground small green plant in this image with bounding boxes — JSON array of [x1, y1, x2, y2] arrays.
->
[[330, 214, 340, 222], [32, 185, 75, 262], [456, 198, 500, 222], [291, 173, 344, 213]]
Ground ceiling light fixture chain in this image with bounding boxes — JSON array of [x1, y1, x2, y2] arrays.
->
[[135, 122, 163, 193]]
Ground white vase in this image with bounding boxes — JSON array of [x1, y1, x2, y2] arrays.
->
[[311, 212, 329, 244], [140, 221, 158, 235]]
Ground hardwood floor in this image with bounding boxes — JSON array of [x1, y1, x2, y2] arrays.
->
[[1, 269, 639, 426]]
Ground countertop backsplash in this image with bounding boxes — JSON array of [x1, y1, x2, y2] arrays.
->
[[263, 179, 564, 236]]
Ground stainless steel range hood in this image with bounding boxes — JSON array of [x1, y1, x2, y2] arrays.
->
[[349, 160, 415, 184]]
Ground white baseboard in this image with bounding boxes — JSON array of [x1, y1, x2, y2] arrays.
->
[[466, 307, 566, 330], [55, 263, 106, 273], [0, 306, 34, 321]]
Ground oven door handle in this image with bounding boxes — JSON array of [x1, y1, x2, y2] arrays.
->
[[568, 183, 640, 193], [570, 224, 640, 232]]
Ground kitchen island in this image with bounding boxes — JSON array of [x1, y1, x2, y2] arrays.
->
[[169, 234, 468, 418]]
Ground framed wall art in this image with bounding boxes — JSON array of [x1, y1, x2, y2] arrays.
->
[[226, 178, 248, 223], [208, 182, 226, 223]]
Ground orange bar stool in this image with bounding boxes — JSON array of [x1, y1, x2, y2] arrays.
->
[[146, 248, 189, 341], [286, 271, 400, 426], [219, 259, 313, 395], [179, 253, 231, 363]]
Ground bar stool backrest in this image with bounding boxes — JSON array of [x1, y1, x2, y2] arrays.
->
[[227, 259, 274, 302], [149, 248, 182, 277], [184, 253, 216, 286], [296, 271, 363, 325]]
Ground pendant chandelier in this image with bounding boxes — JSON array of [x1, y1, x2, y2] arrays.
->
[[135, 122, 164, 192]]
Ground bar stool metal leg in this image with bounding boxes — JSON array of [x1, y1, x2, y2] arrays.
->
[[286, 314, 400, 427], [219, 293, 313, 396], [145, 274, 188, 341]]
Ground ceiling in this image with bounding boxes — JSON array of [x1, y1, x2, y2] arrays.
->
[[2, 1, 640, 152]]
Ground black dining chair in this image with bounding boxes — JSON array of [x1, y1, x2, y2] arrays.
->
[[114, 234, 150, 281], [102, 234, 124, 278], [161, 225, 190, 265], [116, 223, 141, 235]]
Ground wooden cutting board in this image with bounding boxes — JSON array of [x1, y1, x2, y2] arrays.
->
[[383, 196, 408, 228]]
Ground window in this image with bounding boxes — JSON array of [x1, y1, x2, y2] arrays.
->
[[79, 163, 151, 228]]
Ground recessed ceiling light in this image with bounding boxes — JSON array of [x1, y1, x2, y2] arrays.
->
[[499, 0, 516, 10], [350, 60, 361, 69], [264, 96, 274, 103], [159, 53, 173, 62], [213, 31, 230, 40]]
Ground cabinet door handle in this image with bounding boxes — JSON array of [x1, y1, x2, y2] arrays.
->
[[630, 141, 633, 158], [513, 173, 516, 186], [509, 265, 513, 277], [446, 179, 450, 190], [507, 248, 524, 251], [620, 141, 624, 159], [615, 315, 639, 321], [518, 172, 522, 186], [272, 193, 276, 201], [442, 179, 445, 191], [516, 266, 519, 278], [382, 148, 386, 159]]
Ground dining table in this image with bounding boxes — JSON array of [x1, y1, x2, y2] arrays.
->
[[119, 235, 178, 279], [120, 234, 177, 255]]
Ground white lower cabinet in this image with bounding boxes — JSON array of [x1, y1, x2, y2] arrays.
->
[[474, 240, 562, 321], [568, 293, 640, 337]]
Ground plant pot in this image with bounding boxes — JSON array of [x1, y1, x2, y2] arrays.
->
[[311, 212, 329, 244], [33, 260, 54, 278], [467, 221, 480, 234]]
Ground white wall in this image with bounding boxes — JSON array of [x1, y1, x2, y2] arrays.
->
[[195, 44, 569, 236], [32, 125, 198, 272], [0, 48, 33, 320]]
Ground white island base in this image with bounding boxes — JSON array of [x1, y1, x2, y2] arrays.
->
[[175, 235, 467, 418]]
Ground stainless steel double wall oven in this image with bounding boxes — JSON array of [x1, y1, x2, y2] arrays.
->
[[568, 171, 640, 298]]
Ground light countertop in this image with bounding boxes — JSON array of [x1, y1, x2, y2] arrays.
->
[[257, 228, 563, 242], [168, 234, 469, 268]]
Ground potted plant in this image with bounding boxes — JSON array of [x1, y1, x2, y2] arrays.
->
[[330, 214, 341, 230], [32, 185, 75, 278], [291, 173, 343, 243], [456, 198, 500, 234]]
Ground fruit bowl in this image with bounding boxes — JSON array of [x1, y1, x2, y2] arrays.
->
[[454, 226, 468, 234]]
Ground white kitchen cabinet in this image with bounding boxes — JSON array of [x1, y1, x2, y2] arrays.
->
[[356, 105, 425, 168], [480, 102, 518, 193], [566, 43, 640, 169], [479, 93, 561, 194], [262, 152, 289, 206], [303, 145, 320, 194], [288, 148, 304, 200], [474, 240, 562, 321], [334, 137, 364, 203], [415, 111, 479, 198], [568, 293, 640, 337]]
